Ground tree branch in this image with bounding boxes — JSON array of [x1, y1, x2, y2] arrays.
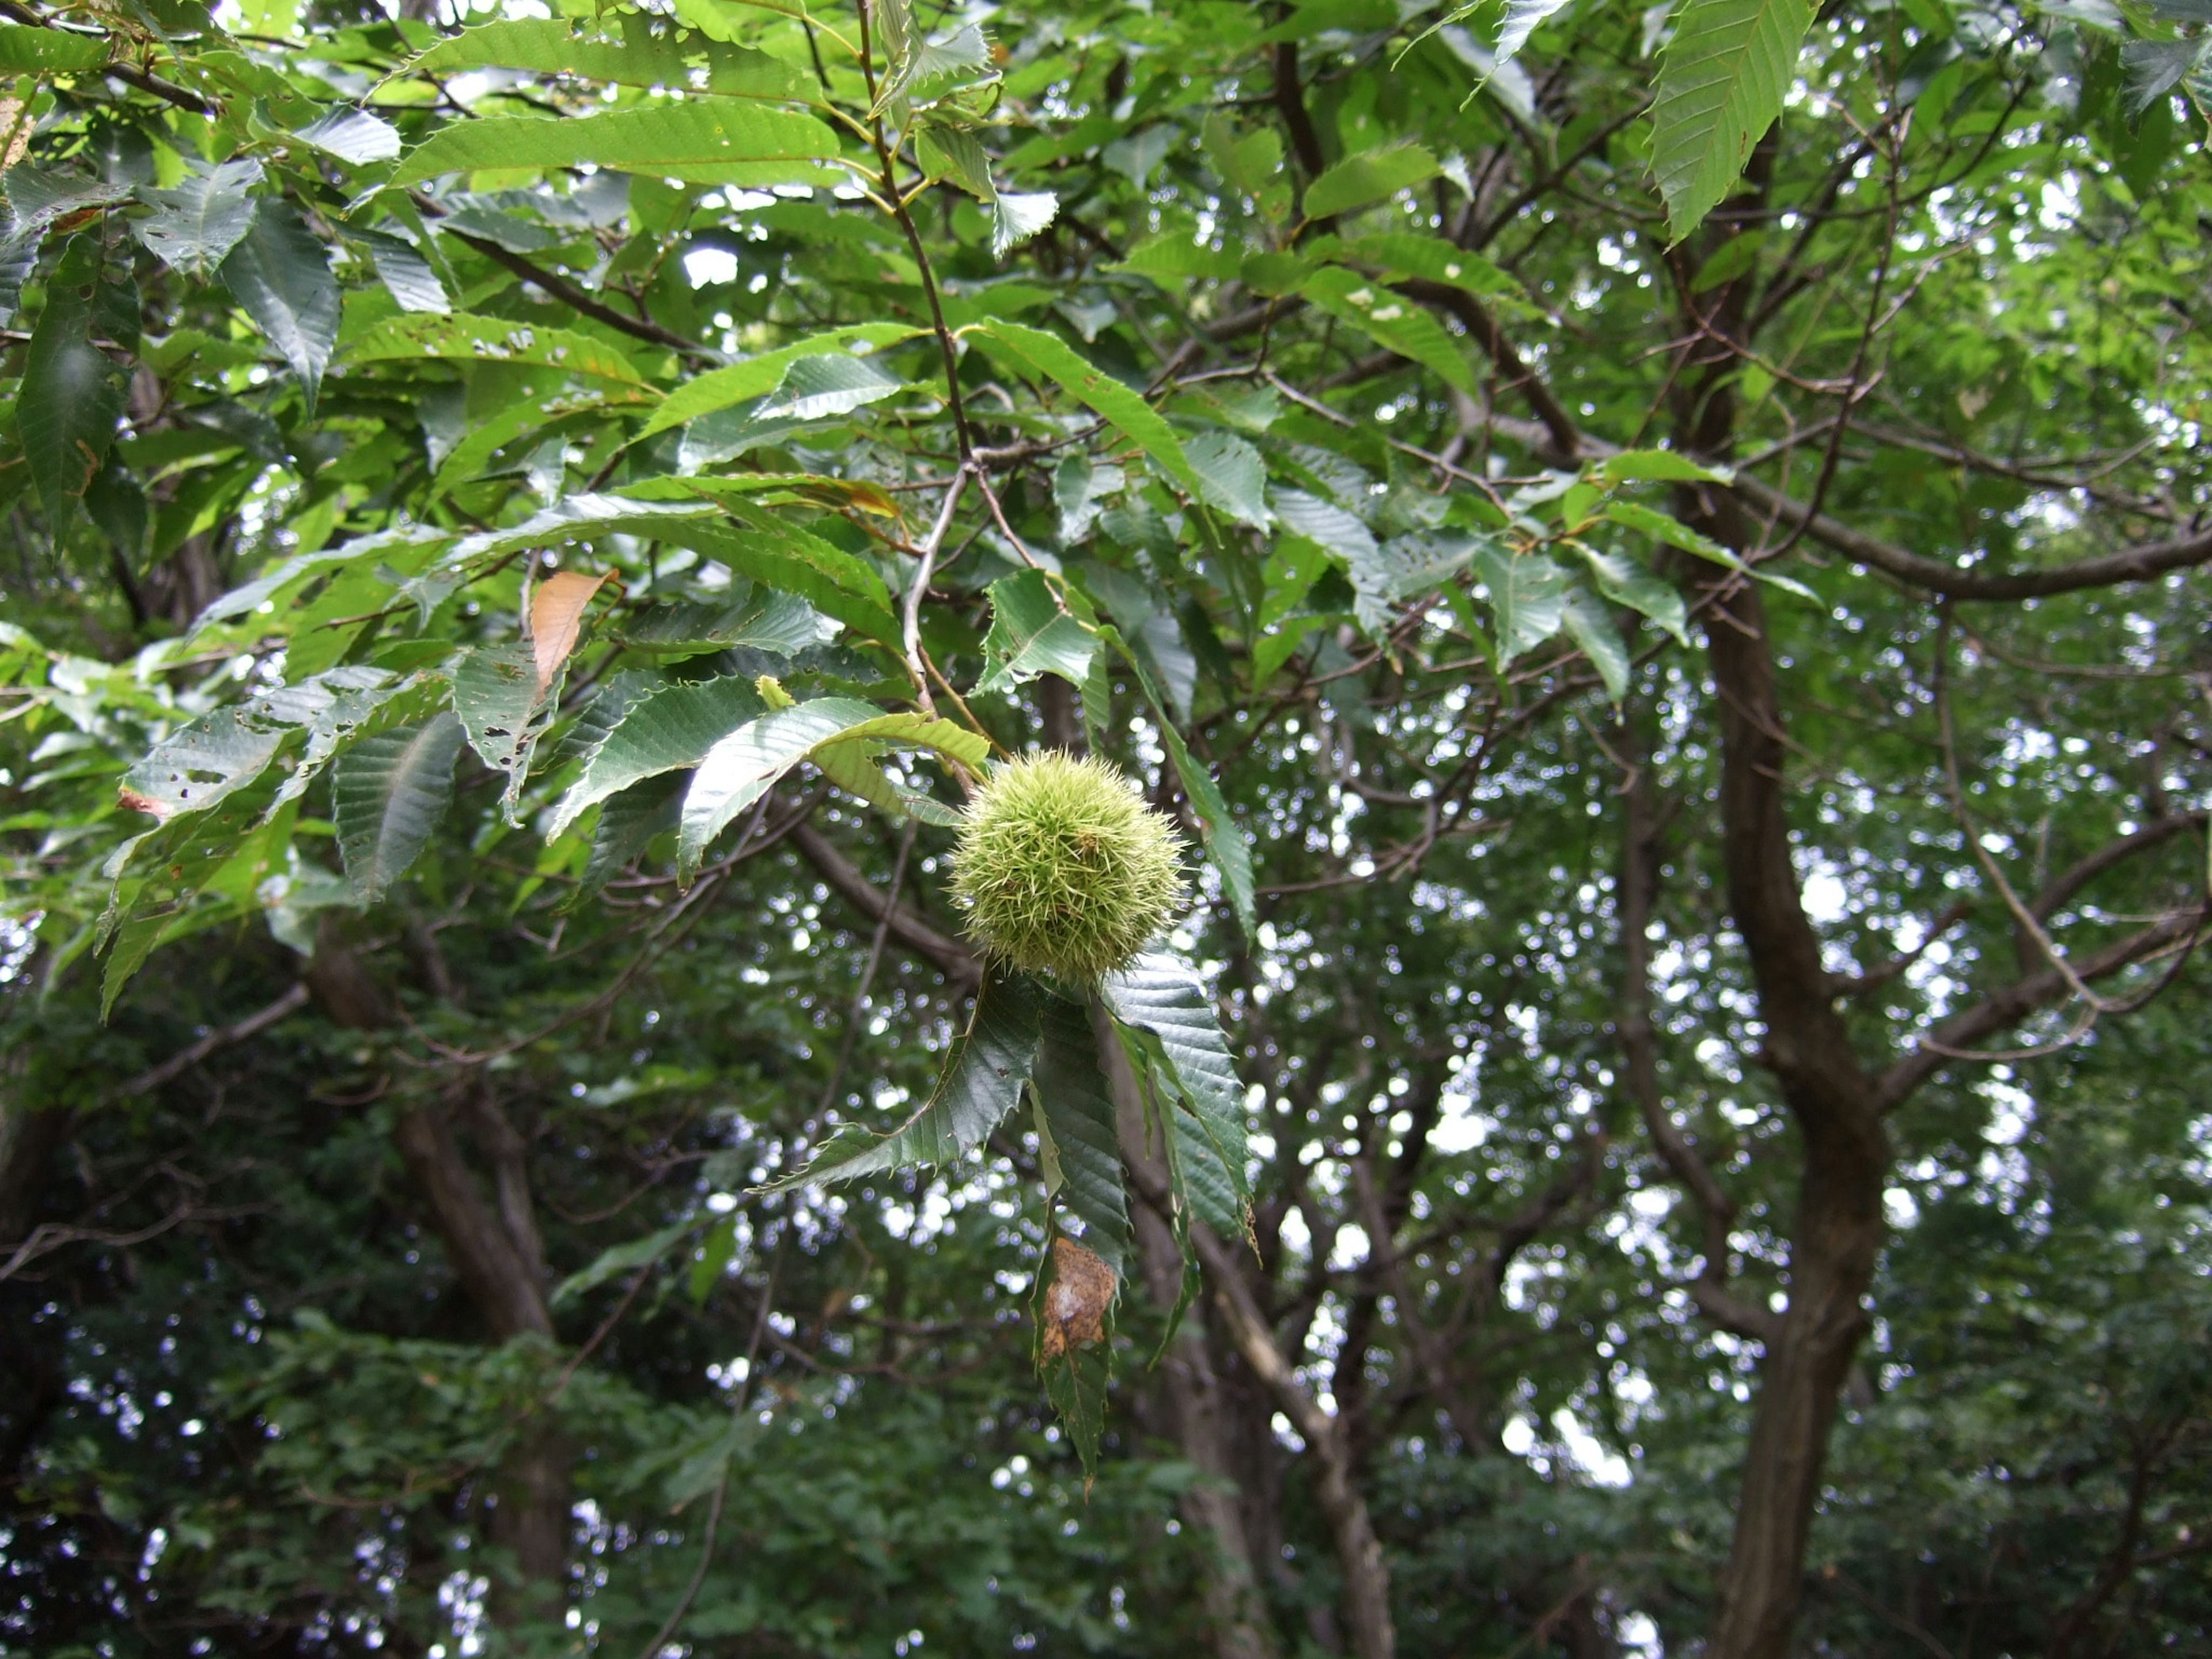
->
[[787, 820, 980, 991]]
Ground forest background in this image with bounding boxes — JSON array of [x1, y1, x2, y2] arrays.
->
[[1, 0, 2209, 1654]]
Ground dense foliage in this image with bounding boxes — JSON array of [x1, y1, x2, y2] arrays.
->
[[3, 0, 2210, 1655]]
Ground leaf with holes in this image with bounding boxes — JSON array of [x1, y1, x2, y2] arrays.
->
[[332, 713, 465, 904], [452, 645, 558, 825], [756, 971, 1041, 1191]]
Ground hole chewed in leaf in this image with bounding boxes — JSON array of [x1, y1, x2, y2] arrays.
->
[[1039, 1236, 1116, 1358]]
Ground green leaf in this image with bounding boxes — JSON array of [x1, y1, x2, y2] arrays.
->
[[1304, 143, 1440, 218], [293, 109, 402, 166], [1100, 952, 1251, 1238], [622, 591, 831, 660], [358, 229, 449, 315], [551, 1219, 698, 1308], [1573, 544, 1688, 642], [755, 969, 1041, 1190], [219, 198, 340, 413], [1317, 232, 1524, 301], [1275, 488, 1379, 569], [120, 707, 289, 822], [17, 236, 124, 533], [1032, 993, 1131, 1272], [1183, 430, 1270, 528], [343, 311, 646, 387], [1157, 718, 1256, 942], [575, 772, 684, 901], [1604, 498, 1734, 563], [331, 712, 465, 903], [0, 21, 108, 71], [967, 319, 1200, 495], [547, 673, 767, 840], [678, 699, 987, 875], [1560, 588, 1631, 701], [635, 324, 921, 440], [452, 644, 557, 825], [1592, 448, 1733, 485], [1106, 232, 1243, 283], [1302, 266, 1475, 393], [390, 104, 844, 190], [407, 16, 806, 99], [131, 160, 262, 279], [1494, 0, 1572, 66], [1648, 0, 1813, 241], [974, 569, 1102, 698], [1472, 546, 1571, 659]]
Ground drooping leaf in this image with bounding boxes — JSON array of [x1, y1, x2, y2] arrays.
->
[[991, 191, 1059, 258], [530, 570, 607, 694], [1472, 546, 1572, 660], [1156, 717, 1256, 943], [1302, 265, 1475, 393], [1560, 588, 1631, 701], [968, 319, 1200, 495], [576, 772, 685, 900], [1647, 0, 1814, 241], [131, 160, 262, 279], [359, 230, 449, 315], [1100, 952, 1251, 1239], [293, 109, 402, 165], [219, 198, 340, 412], [1303, 143, 1440, 219], [1494, 0, 1572, 66], [1573, 544, 1688, 642], [1032, 993, 1130, 1271], [451, 644, 557, 825], [17, 235, 124, 532], [1319, 232, 1524, 301], [390, 104, 844, 190], [551, 1219, 698, 1307], [331, 712, 465, 903], [756, 970, 1042, 1190]]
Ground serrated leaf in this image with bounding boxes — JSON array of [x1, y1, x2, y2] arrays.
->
[[17, 236, 124, 532], [391, 104, 844, 190], [1560, 588, 1631, 701], [1494, 0, 1572, 65], [1648, 0, 1813, 241], [755, 350, 904, 421], [294, 108, 401, 165], [575, 771, 684, 900], [1302, 265, 1475, 393], [452, 643, 557, 825], [1275, 487, 1380, 570], [219, 198, 339, 413], [756, 970, 1041, 1190], [359, 229, 449, 315], [678, 699, 987, 874], [974, 569, 1101, 698], [2122, 36, 2202, 113], [120, 707, 289, 822], [407, 16, 806, 99], [1304, 143, 1440, 219], [0, 22, 108, 71], [968, 319, 1200, 495], [131, 160, 262, 279], [548, 675, 762, 842], [1032, 994, 1130, 1268], [1157, 718, 1255, 942], [1472, 546, 1571, 659], [344, 310, 646, 387], [1319, 231, 1524, 302], [1184, 430, 1270, 528], [1100, 952, 1250, 1232], [332, 712, 464, 903], [622, 591, 833, 660], [1573, 544, 1688, 643], [991, 191, 1058, 259], [1593, 448, 1733, 485], [637, 324, 922, 440]]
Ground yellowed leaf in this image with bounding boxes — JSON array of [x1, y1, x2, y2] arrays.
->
[[529, 569, 606, 693]]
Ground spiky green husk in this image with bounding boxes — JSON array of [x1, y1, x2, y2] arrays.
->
[[949, 752, 1187, 983]]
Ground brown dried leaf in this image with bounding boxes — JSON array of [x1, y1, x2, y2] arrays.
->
[[118, 787, 172, 820], [1039, 1236, 1116, 1358], [529, 569, 607, 694]]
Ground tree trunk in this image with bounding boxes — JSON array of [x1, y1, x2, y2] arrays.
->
[[1688, 535, 1889, 1659], [1096, 1004, 1282, 1659]]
